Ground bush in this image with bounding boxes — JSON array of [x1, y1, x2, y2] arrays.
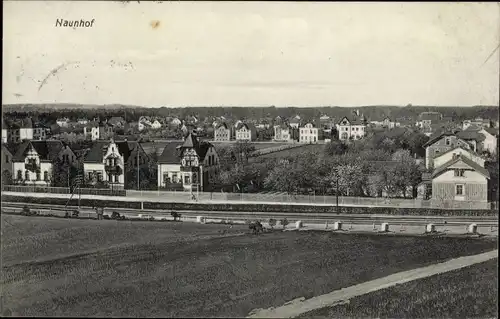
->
[[268, 218, 277, 229], [2, 195, 498, 217], [111, 211, 121, 220], [280, 218, 289, 229]]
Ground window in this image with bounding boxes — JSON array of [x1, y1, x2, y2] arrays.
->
[[172, 173, 178, 183], [114, 175, 119, 183], [36, 171, 41, 181], [44, 171, 48, 181], [97, 172, 103, 182], [456, 184, 464, 196], [25, 171, 29, 180], [17, 170, 22, 180], [108, 174, 112, 182], [445, 138, 451, 146], [163, 173, 170, 184], [184, 175, 191, 184], [454, 169, 465, 177], [5, 155, 9, 163]]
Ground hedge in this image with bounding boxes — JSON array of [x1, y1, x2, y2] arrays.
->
[[2, 195, 498, 216]]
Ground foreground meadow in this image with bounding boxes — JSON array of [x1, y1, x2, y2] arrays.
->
[[299, 259, 498, 318], [1, 214, 497, 317]]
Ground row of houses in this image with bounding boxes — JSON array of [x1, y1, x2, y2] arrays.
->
[[417, 125, 499, 208], [2, 133, 220, 192]]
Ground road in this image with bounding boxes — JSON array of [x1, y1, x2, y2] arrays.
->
[[3, 201, 498, 236], [247, 249, 499, 318]]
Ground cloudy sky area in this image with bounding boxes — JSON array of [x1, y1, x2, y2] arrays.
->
[[3, 1, 499, 107]]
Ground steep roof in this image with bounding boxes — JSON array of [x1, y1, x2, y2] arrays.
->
[[235, 122, 257, 133], [432, 154, 490, 179], [484, 128, 499, 136], [456, 130, 485, 142], [158, 142, 184, 164], [13, 140, 65, 162], [289, 117, 300, 124], [433, 145, 481, 160], [216, 122, 230, 130], [84, 140, 132, 163], [108, 117, 125, 125]]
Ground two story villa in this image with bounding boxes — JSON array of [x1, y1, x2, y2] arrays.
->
[[336, 116, 367, 141], [299, 123, 319, 143], [214, 123, 232, 142], [11, 140, 76, 185], [157, 134, 219, 191], [235, 123, 257, 141], [423, 131, 475, 170]]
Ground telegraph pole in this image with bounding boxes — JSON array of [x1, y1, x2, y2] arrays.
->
[[137, 145, 140, 190]]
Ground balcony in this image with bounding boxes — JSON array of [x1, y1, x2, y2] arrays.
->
[[105, 165, 123, 175], [25, 161, 40, 172]]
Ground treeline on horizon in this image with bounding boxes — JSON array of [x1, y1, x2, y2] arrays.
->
[[2, 104, 499, 124]]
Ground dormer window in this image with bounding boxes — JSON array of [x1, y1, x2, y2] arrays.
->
[[445, 137, 451, 146]]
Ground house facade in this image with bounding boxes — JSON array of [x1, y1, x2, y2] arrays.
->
[[273, 123, 292, 142], [336, 116, 367, 141], [33, 122, 49, 141], [56, 118, 70, 128], [83, 122, 100, 141], [463, 118, 491, 130], [8, 118, 34, 143], [83, 140, 136, 189], [430, 154, 490, 209], [11, 140, 76, 185], [157, 134, 219, 191], [423, 132, 474, 169], [151, 120, 162, 130], [432, 146, 485, 169], [235, 123, 257, 141], [289, 117, 301, 129], [214, 123, 232, 142], [416, 112, 442, 129], [299, 123, 319, 143], [2, 119, 7, 144]]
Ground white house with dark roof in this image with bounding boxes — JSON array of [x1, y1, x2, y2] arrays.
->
[[2, 119, 8, 144], [235, 123, 257, 141], [157, 134, 219, 191], [273, 123, 294, 142], [416, 112, 443, 129], [11, 140, 76, 185], [336, 116, 367, 140], [83, 139, 147, 189]]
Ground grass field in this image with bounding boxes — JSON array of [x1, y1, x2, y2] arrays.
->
[[257, 143, 324, 159], [1, 214, 497, 317], [299, 259, 498, 318]]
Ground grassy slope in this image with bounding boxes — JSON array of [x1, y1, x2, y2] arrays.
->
[[299, 259, 498, 319], [1, 215, 497, 317]]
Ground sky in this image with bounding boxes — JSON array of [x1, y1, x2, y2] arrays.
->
[[3, 1, 500, 107]]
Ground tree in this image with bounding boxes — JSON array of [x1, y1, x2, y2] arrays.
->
[[390, 150, 422, 198], [1, 170, 12, 186], [268, 218, 277, 229], [52, 158, 78, 187], [324, 140, 347, 156]]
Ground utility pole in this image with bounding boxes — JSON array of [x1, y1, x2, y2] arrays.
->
[[335, 168, 339, 214], [137, 145, 140, 190]]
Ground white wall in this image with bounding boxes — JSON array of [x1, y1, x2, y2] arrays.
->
[[19, 128, 33, 141], [157, 164, 182, 187], [2, 129, 7, 144], [13, 161, 53, 185]]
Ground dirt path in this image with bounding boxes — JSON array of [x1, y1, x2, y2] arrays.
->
[[247, 249, 498, 318]]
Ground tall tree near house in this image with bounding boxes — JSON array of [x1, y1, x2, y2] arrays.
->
[[232, 141, 256, 164], [51, 157, 78, 187], [1, 170, 12, 186], [324, 139, 348, 156], [391, 150, 422, 198], [334, 162, 368, 196]]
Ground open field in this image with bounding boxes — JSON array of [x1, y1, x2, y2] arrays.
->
[[212, 142, 290, 150], [257, 143, 324, 159], [299, 259, 498, 319], [1, 214, 497, 317]]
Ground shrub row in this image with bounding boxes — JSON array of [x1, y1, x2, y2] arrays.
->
[[1, 196, 141, 210], [3, 195, 498, 216]]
